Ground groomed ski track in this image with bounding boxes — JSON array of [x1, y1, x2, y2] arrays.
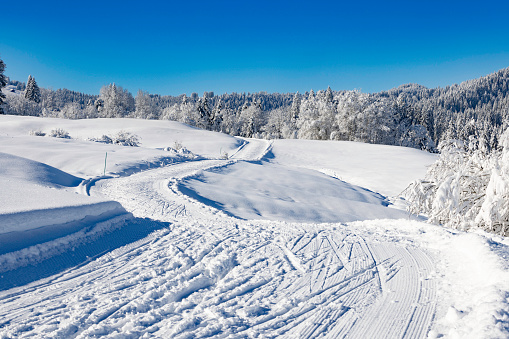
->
[[0, 138, 437, 338]]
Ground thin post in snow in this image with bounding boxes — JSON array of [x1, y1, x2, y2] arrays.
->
[[103, 152, 108, 176]]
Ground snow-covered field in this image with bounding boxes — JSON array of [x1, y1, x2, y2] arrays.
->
[[1, 115, 508, 338]]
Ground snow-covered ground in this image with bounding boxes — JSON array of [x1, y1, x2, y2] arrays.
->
[[0, 115, 508, 338], [266, 139, 438, 197]]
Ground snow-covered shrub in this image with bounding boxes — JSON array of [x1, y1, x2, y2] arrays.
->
[[112, 131, 140, 146], [173, 140, 183, 151], [220, 151, 229, 160], [29, 129, 46, 136], [177, 147, 194, 157], [403, 133, 508, 235], [474, 129, 509, 235], [89, 135, 113, 144], [88, 131, 140, 146], [48, 128, 71, 139], [163, 142, 195, 159]]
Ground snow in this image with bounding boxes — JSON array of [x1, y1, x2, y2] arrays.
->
[[0, 115, 508, 338], [0, 152, 128, 256], [179, 161, 410, 223], [267, 139, 438, 197], [0, 115, 243, 159]]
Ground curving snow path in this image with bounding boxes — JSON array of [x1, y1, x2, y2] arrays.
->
[[0, 138, 450, 338]]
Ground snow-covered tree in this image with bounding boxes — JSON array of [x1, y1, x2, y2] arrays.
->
[[297, 90, 335, 140], [196, 93, 212, 130], [475, 129, 509, 235], [161, 94, 199, 126], [60, 102, 85, 119], [264, 107, 292, 139], [238, 100, 265, 138], [4, 91, 42, 116], [403, 136, 500, 234], [135, 90, 159, 119], [99, 83, 135, 118], [0, 58, 6, 114], [211, 99, 224, 132], [25, 75, 41, 103]]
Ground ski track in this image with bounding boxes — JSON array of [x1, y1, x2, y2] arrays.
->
[[0, 138, 438, 338]]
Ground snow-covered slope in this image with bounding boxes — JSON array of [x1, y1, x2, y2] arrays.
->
[[0, 115, 244, 177], [0, 115, 243, 158], [179, 161, 410, 223], [267, 139, 438, 197], [0, 115, 508, 338]]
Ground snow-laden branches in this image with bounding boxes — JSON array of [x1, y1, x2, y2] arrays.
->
[[403, 132, 509, 236]]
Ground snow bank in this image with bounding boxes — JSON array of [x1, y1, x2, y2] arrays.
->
[[0, 152, 82, 187], [0, 214, 135, 276], [0, 179, 127, 254], [179, 161, 410, 223], [0, 152, 129, 255], [268, 139, 437, 197]]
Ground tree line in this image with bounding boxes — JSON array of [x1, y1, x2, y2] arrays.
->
[[2, 60, 509, 154]]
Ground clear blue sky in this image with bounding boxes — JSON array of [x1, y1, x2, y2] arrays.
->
[[1, 0, 508, 96]]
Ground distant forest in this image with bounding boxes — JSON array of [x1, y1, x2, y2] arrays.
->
[[3, 67, 509, 153]]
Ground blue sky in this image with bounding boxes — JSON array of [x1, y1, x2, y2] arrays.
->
[[1, 0, 508, 96]]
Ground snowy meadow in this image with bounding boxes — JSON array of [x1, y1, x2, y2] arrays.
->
[[0, 115, 508, 338]]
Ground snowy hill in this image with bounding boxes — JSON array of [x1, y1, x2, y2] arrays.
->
[[0, 115, 508, 338]]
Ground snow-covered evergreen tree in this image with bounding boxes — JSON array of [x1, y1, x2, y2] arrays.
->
[[196, 93, 212, 130], [24, 75, 41, 103], [0, 58, 6, 114], [211, 99, 224, 132]]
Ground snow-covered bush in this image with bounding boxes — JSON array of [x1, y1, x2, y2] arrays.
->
[[403, 133, 509, 236], [29, 129, 46, 136], [162, 141, 195, 158], [112, 131, 140, 146], [88, 131, 140, 146], [220, 151, 229, 160], [48, 128, 71, 139], [173, 140, 183, 151], [89, 135, 113, 144]]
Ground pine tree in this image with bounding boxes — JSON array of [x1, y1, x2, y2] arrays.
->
[[325, 86, 334, 103], [197, 94, 212, 130], [0, 58, 6, 114], [25, 75, 41, 103], [211, 99, 224, 132]]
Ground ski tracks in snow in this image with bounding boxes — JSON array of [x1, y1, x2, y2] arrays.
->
[[0, 138, 438, 338]]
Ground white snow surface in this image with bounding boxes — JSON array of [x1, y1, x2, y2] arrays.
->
[[0, 152, 128, 256], [0, 115, 508, 338], [267, 139, 438, 197], [179, 161, 409, 223], [0, 115, 243, 177]]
